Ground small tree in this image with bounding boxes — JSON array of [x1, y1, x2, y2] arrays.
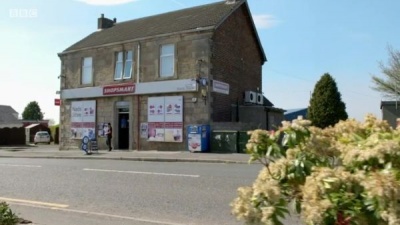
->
[[22, 101, 44, 120], [371, 46, 400, 99], [307, 73, 348, 128]]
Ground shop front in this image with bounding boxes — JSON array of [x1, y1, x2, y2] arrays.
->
[[59, 79, 202, 150]]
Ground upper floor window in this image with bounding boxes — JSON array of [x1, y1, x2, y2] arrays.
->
[[114, 50, 133, 80], [160, 44, 175, 77], [82, 57, 92, 85]]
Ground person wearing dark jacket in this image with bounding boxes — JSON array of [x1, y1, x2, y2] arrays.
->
[[106, 123, 113, 151]]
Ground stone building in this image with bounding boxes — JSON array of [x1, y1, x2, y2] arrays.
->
[[58, 0, 268, 150]]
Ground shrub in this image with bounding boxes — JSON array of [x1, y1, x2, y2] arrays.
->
[[231, 115, 400, 225], [0, 202, 19, 225]]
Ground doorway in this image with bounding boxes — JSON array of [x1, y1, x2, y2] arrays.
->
[[118, 108, 129, 150]]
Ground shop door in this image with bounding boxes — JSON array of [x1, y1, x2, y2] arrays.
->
[[118, 109, 129, 150]]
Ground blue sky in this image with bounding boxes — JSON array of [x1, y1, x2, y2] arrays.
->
[[1, 0, 399, 124]]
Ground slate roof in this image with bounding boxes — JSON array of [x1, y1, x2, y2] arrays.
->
[[263, 96, 274, 107], [62, 0, 265, 62], [0, 105, 19, 124], [284, 108, 308, 121]]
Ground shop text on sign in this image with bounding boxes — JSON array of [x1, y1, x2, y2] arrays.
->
[[103, 83, 136, 95]]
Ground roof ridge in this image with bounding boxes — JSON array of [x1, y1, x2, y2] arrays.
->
[[114, 1, 228, 26]]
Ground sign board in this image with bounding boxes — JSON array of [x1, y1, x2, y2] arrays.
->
[[54, 99, 61, 106], [212, 80, 229, 95], [62, 79, 198, 99], [103, 83, 135, 96]]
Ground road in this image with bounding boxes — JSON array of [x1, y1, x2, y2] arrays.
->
[[0, 158, 295, 225]]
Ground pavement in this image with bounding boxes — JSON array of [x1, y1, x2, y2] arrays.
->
[[0, 144, 251, 164]]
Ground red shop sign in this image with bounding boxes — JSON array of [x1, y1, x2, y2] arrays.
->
[[103, 83, 136, 96]]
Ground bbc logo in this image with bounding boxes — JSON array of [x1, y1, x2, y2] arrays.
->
[[9, 9, 38, 18]]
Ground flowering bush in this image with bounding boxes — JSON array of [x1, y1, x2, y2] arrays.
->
[[231, 115, 400, 225]]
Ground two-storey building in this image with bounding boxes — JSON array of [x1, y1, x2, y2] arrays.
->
[[58, 0, 267, 150]]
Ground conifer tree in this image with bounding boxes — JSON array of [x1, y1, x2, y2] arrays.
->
[[307, 73, 348, 128]]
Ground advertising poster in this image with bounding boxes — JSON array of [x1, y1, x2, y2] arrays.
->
[[148, 97, 165, 122], [140, 123, 148, 138], [147, 96, 183, 142], [97, 123, 107, 137], [71, 100, 96, 139]]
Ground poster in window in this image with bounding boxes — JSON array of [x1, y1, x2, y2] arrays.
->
[[98, 123, 107, 137], [147, 122, 165, 142], [71, 100, 96, 140], [148, 97, 164, 122], [147, 96, 183, 142]]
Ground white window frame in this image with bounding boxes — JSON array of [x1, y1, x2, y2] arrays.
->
[[114, 52, 123, 80], [114, 50, 133, 80], [82, 57, 93, 85], [160, 44, 175, 78], [123, 51, 133, 79]]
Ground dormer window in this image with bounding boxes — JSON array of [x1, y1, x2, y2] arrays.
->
[[114, 50, 133, 80]]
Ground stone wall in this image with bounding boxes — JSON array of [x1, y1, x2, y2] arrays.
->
[[59, 31, 214, 150]]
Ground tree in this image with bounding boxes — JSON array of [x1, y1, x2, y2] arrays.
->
[[371, 46, 400, 99], [22, 101, 44, 120], [307, 73, 348, 128]]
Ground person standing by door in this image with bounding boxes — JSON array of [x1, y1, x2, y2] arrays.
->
[[106, 123, 113, 151]]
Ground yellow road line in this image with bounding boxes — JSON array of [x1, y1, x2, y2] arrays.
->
[[0, 197, 68, 208], [9, 202, 190, 225]]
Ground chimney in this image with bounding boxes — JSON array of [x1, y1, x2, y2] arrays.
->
[[98, 14, 116, 30]]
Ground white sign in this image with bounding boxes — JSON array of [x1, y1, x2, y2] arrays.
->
[[62, 79, 198, 99], [71, 100, 96, 140], [212, 80, 229, 95]]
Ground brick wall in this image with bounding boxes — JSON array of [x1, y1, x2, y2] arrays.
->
[[210, 5, 265, 122]]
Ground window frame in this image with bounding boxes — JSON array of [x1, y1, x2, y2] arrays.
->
[[159, 44, 175, 78], [114, 52, 124, 80], [123, 51, 133, 79], [81, 57, 93, 85], [114, 50, 134, 80]]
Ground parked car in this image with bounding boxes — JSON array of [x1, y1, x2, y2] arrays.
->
[[34, 131, 51, 144]]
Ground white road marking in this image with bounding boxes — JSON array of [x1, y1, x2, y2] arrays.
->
[[0, 164, 41, 168], [83, 168, 200, 178], [9, 202, 191, 225], [0, 197, 68, 208]]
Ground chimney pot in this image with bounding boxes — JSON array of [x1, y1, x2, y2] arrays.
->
[[98, 14, 115, 30]]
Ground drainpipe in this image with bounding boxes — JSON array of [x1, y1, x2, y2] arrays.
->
[[265, 107, 269, 130], [136, 43, 141, 83], [136, 95, 140, 151], [136, 43, 141, 150]]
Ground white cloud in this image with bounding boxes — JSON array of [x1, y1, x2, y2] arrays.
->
[[253, 14, 279, 29], [75, 0, 139, 6]]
